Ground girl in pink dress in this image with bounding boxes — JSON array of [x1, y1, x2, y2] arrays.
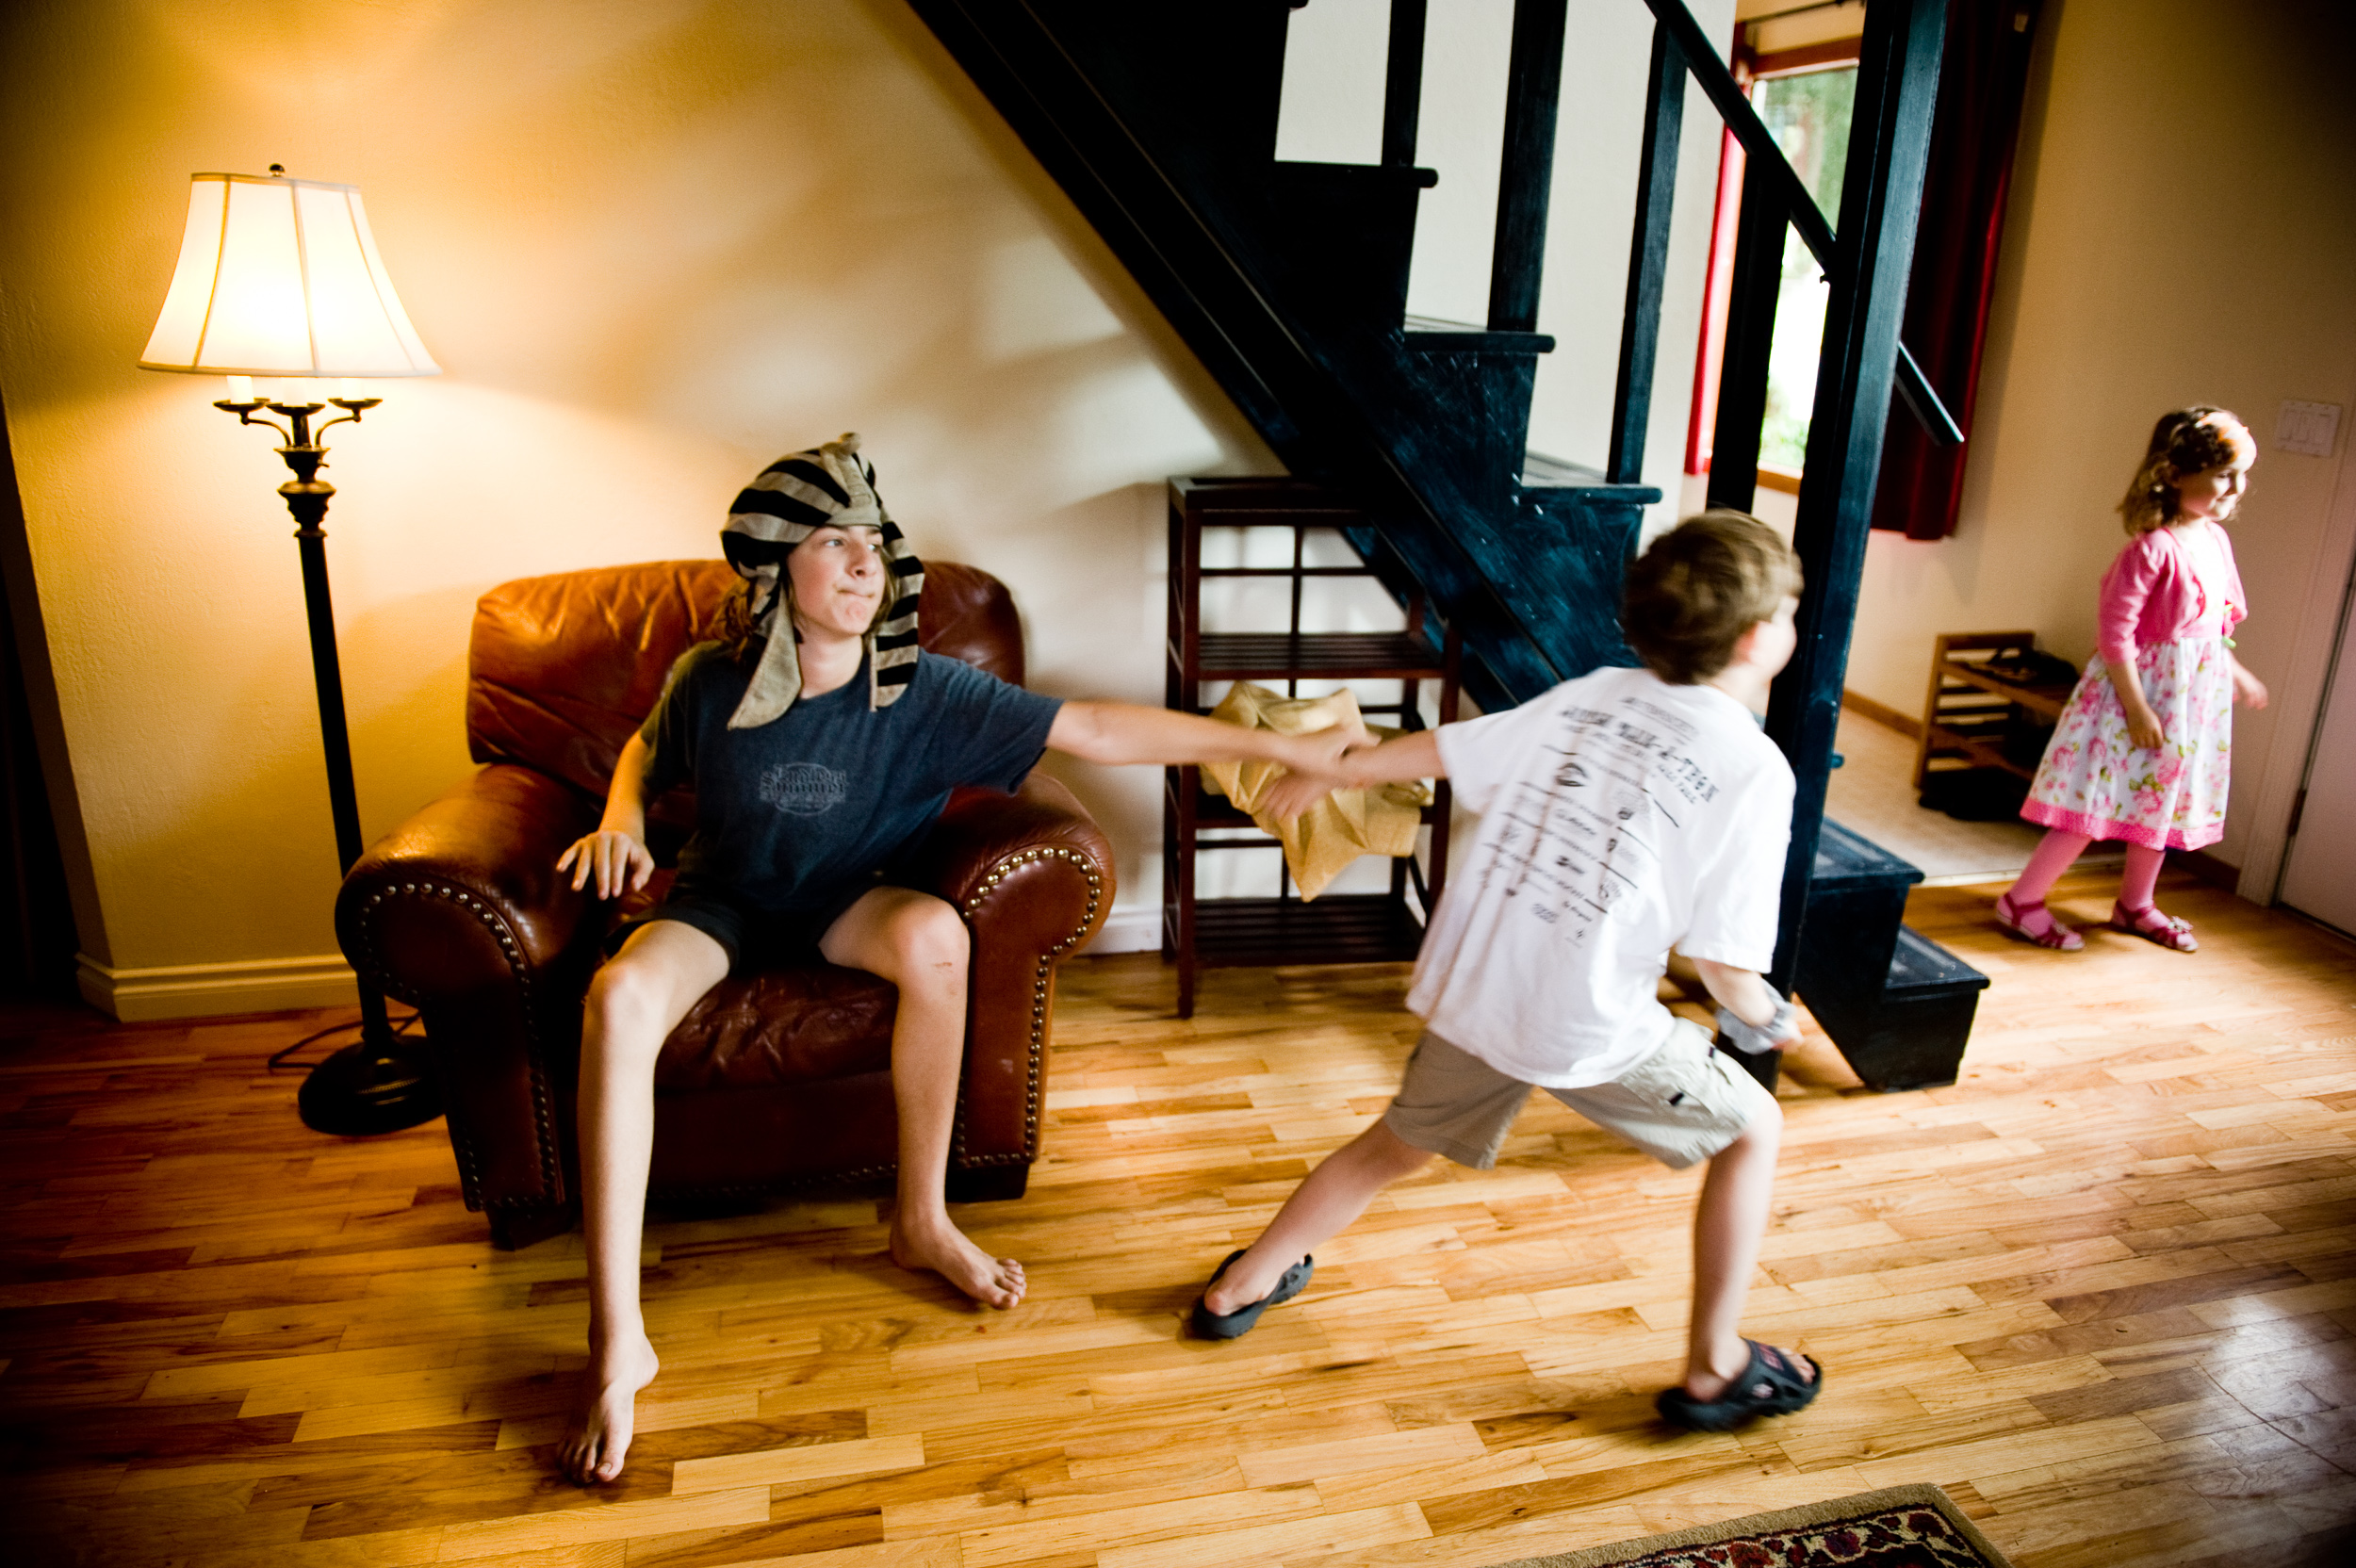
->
[[1994, 407, 2269, 953]]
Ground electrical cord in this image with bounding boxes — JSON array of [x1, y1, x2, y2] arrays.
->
[[268, 1007, 422, 1072]]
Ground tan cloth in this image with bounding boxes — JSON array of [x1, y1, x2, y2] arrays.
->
[[1200, 683, 1432, 901]]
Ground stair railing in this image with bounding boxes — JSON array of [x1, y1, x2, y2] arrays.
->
[[1481, 0, 1965, 986], [1632, 0, 1957, 985], [1489, 0, 1568, 336]]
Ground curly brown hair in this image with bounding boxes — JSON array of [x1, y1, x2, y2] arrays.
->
[[715, 578, 765, 662], [1621, 510, 1803, 685], [2118, 406, 2255, 535]]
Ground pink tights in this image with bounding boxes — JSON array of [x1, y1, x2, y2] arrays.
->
[[2004, 829, 2166, 935]]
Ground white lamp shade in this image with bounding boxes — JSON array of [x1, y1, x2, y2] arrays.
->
[[140, 172, 440, 378]]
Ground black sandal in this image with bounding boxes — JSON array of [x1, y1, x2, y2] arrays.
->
[[1655, 1340, 1822, 1431], [1189, 1249, 1313, 1340]]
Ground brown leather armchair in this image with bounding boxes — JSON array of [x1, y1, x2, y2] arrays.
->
[[336, 559, 1113, 1249]]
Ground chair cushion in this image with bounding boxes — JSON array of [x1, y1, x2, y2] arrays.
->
[[601, 867, 895, 1089], [467, 558, 1027, 834], [653, 965, 897, 1091]]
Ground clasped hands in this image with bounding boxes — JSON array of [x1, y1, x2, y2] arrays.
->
[[1260, 721, 1380, 822]]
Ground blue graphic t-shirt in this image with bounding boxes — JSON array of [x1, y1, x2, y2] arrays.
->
[[639, 644, 1063, 913]]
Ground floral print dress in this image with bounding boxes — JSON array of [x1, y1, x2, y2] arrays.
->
[[2021, 525, 2237, 852]]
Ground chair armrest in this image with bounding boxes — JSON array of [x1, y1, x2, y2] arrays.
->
[[337, 763, 606, 1003], [913, 773, 1116, 926], [907, 773, 1116, 1172], [336, 763, 606, 1222]]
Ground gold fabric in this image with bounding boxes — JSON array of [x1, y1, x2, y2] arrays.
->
[[1199, 682, 1431, 901]]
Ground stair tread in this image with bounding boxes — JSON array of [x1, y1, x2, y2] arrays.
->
[[1882, 924, 1989, 993], [1519, 450, 1662, 503], [1809, 818, 1925, 890], [1402, 315, 1555, 355], [1271, 160, 1439, 188]]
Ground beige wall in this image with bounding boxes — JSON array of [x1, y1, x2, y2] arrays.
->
[[0, 0, 1738, 1017], [0, 0, 1276, 1014], [1843, 0, 2356, 879]]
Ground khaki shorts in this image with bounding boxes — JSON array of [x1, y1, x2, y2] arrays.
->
[[1382, 1021, 1776, 1171]]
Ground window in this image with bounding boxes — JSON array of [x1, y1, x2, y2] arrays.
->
[[1752, 63, 1857, 474], [1683, 28, 1865, 490]]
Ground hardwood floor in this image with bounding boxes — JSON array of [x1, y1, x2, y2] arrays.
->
[[5, 869, 2353, 1567]]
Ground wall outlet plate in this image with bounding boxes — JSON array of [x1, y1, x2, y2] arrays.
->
[[2275, 400, 2343, 458]]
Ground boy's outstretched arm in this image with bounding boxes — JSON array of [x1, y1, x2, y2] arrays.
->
[[1690, 957, 1801, 1046], [1046, 700, 1370, 775], [557, 730, 659, 899]]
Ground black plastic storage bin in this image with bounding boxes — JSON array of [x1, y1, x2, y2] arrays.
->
[[1802, 925, 1989, 1091]]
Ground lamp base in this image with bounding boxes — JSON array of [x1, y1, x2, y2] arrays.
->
[[297, 1037, 442, 1136]]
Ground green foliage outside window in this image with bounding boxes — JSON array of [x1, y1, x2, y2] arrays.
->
[[1752, 66, 1857, 473]]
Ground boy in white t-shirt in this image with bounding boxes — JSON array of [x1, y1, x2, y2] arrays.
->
[[1191, 511, 1821, 1432]]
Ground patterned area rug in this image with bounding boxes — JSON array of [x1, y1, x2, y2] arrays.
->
[[1481, 1485, 2013, 1568]]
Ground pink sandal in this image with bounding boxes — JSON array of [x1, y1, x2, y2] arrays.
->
[[1994, 891, 2083, 951], [2112, 902, 2197, 953]]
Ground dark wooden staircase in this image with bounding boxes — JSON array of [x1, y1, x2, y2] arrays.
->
[[912, 0, 1990, 1086]]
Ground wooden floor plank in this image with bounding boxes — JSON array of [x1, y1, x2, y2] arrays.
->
[[3, 869, 2352, 1565]]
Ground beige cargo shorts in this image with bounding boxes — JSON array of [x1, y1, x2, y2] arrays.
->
[[1381, 1021, 1776, 1170]]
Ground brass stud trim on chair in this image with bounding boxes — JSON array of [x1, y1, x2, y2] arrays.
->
[[352, 877, 564, 1209], [952, 842, 1106, 1166]]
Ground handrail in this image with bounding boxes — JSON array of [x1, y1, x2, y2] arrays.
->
[[1639, 0, 1964, 447]]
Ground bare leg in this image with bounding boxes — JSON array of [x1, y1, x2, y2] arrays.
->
[[557, 921, 729, 1485], [1202, 1119, 1433, 1315], [1677, 1102, 1808, 1400], [822, 888, 1023, 1309]]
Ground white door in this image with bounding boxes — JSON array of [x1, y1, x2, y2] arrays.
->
[[2280, 575, 2356, 937]]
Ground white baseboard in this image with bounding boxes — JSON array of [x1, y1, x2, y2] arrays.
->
[[1077, 903, 1160, 956], [76, 952, 359, 1022], [75, 906, 1161, 1021]]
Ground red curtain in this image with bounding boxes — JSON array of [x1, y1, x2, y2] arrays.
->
[[1871, 0, 2044, 540]]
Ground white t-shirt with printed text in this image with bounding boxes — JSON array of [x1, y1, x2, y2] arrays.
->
[[1408, 664, 1794, 1088]]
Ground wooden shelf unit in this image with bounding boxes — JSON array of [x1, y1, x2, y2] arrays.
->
[[1163, 477, 1459, 1018], [1913, 629, 2076, 789]]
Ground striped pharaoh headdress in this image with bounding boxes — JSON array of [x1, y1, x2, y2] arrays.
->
[[720, 433, 924, 728]]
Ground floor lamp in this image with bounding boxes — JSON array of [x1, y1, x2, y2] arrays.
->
[[138, 166, 444, 1135]]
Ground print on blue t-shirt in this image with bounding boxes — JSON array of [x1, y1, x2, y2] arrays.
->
[[639, 645, 1063, 913], [759, 762, 849, 817]]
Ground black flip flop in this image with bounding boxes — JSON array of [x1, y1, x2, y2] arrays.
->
[[1655, 1340, 1823, 1431], [1189, 1248, 1314, 1340]]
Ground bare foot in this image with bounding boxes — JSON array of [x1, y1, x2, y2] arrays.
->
[[891, 1214, 1024, 1308], [557, 1329, 658, 1484]]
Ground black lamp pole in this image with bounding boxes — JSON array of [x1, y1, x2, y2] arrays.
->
[[218, 389, 441, 1135]]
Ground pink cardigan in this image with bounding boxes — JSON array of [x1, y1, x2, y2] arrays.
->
[[2095, 523, 2246, 668]]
